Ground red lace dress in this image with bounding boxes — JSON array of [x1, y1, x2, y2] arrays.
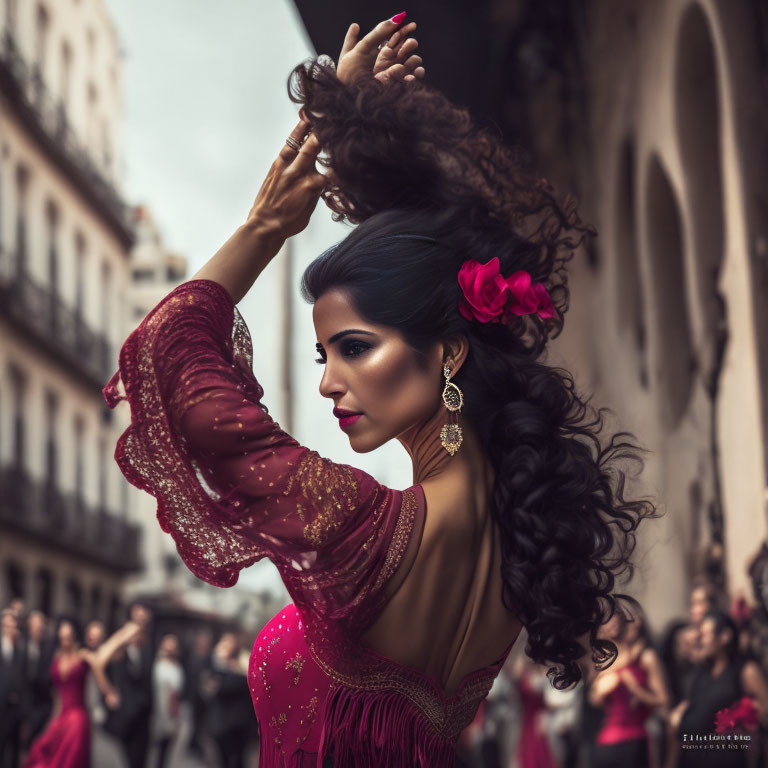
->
[[104, 279, 514, 767]]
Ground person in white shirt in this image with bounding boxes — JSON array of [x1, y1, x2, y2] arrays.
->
[[151, 634, 185, 768]]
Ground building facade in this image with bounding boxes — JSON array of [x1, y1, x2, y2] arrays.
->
[[0, 0, 140, 628], [295, 0, 768, 630]]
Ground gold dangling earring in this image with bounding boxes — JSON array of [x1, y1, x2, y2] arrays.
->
[[440, 364, 464, 456]]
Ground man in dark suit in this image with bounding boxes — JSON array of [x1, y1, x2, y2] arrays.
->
[[0, 609, 25, 768], [105, 602, 155, 768], [21, 611, 55, 750], [185, 628, 213, 757], [206, 632, 253, 768]]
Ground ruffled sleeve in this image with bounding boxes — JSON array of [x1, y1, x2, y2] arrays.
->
[[104, 279, 423, 630]]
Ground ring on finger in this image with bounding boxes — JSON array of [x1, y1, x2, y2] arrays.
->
[[285, 135, 303, 152]]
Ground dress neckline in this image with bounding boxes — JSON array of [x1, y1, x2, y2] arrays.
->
[[56, 653, 85, 682]]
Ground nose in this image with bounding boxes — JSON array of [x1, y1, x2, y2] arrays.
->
[[318, 358, 347, 400]]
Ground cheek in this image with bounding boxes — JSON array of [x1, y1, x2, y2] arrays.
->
[[360, 345, 435, 419]]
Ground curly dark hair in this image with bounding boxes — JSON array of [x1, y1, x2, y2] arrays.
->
[[289, 58, 658, 689]]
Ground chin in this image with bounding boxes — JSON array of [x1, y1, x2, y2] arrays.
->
[[348, 433, 386, 454]]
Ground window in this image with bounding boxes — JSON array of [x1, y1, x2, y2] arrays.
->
[[14, 165, 28, 275], [74, 232, 85, 316], [9, 366, 25, 468], [44, 389, 58, 487], [45, 201, 58, 294], [131, 267, 154, 282], [34, 5, 49, 78], [100, 260, 111, 332], [97, 434, 107, 510], [59, 41, 73, 112], [5, 0, 18, 35], [87, 82, 98, 153], [74, 414, 84, 499]]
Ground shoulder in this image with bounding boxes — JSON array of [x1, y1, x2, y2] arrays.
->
[[639, 646, 660, 670]]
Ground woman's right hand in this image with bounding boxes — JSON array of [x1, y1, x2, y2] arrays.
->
[[245, 118, 326, 240]]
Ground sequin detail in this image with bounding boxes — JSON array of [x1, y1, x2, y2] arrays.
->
[[285, 652, 306, 687]]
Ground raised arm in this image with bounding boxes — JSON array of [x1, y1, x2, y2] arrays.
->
[[191, 115, 322, 304], [91, 620, 142, 671]]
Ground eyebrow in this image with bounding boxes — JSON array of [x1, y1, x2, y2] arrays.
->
[[316, 329, 377, 348]]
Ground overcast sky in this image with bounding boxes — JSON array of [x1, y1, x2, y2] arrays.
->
[[105, 0, 318, 264], [104, 0, 413, 594]]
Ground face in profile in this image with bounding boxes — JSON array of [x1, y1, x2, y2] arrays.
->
[[697, 616, 720, 660], [689, 586, 711, 625], [130, 603, 151, 629], [313, 288, 444, 453], [28, 612, 46, 640], [58, 621, 76, 651], [160, 634, 179, 659], [1, 613, 18, 642], [216, 632, 238, 660], [597, 613, 623, 642], [85, 621, 105, 650]]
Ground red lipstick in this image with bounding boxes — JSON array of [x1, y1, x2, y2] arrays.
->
[[333, 407, 363, 431]]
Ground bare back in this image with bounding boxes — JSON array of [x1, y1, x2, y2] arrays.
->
[[362, 465, 523, 696]]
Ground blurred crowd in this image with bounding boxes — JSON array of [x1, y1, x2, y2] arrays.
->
[[457, 573, 768, 768], [3, 569, 768, 768], [0, 599, 257, 768]]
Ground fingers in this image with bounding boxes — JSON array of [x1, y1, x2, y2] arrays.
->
[[340, 22, 360, 57], [276, 118, 312, 166], [290, 132, 325, 180], [375, 63, 408, 83], [374, 54, 425, 83], [359, 16, 406, 55], [382, 21, 416, 52], [401, 53, 423, 71], [384, 21, 417, 52], [377, 34, 418, 69]]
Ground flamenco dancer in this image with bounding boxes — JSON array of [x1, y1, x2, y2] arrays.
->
[[104, 12, 657, 767], [23, 618, 140, 768]]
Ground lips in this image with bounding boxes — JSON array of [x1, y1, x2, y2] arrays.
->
[[333, 407, 363, 431]]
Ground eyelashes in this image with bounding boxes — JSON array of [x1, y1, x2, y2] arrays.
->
[[314, 340, 371, 365]]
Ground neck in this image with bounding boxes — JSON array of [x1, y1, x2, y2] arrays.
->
[[709, 652, 730, 678], [398, 406, 489, 486]]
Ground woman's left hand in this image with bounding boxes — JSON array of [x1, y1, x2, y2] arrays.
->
[[336, 15, 425, 85]]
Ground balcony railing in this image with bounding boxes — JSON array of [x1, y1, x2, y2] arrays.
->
[[0, 254, 113, 392], [0, 27, 135, 250], [0, 464, 142, 572]]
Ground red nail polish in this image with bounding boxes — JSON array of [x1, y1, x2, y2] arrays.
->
[[391, 11, 406, 24]]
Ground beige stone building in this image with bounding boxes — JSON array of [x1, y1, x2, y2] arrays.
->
[[0, 0, 139, 627], [492, 0, 768, 628], [295, 0, 768, 630]]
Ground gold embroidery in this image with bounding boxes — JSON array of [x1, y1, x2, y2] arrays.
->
[[283, 452, 359, 547], [296, 695, 319, 744], [305, 617, 500, 743], [372, 489, 418, 596], [285, 652, 306, 687]]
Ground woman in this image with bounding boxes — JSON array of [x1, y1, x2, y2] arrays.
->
[[588, 608, 669, 768], [103, 13, 657, 766], [23, 618, 140, 768]]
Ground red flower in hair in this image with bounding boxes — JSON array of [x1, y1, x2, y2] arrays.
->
[[714, 697, 759, 734], [457, 258, 555, 324], [505, 271, 556, 319], [457, 257, 510, 324]]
